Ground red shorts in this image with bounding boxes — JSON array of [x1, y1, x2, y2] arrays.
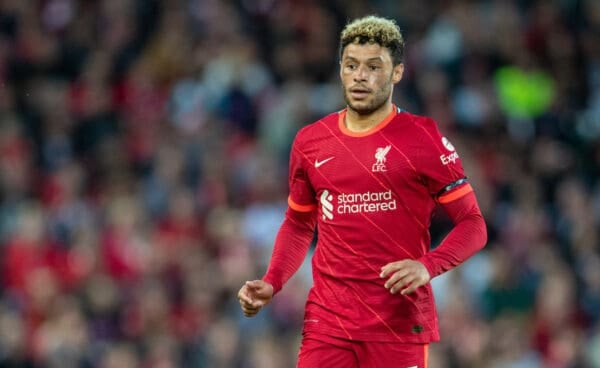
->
[[297, 332, 429, 368]]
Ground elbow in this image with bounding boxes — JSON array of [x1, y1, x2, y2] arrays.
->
[[476, 214, 488, 251], [460, 210, 488, 252]]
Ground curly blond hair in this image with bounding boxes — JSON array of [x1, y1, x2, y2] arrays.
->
[[339, 15, 404, 65]]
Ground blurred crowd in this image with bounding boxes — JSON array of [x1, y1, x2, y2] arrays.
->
[[0, 0, 598, 367]]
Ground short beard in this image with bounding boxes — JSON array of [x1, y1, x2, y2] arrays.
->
[[342, 78, 393, 116]]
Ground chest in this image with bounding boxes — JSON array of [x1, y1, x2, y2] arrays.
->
[[304, 133, 423, 193]]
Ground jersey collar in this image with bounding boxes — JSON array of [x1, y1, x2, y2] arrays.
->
[[338, 104, 398, 137]]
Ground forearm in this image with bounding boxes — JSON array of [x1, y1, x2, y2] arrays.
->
[[419, 192, 487, 278], [263, 208, 316, 294]]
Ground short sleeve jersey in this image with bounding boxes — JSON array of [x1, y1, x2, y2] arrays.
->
[[287, 106, 472, 343]]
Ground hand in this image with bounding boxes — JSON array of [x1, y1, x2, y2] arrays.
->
[[237, 280, 274, 317], [380, 260, 431, 295]]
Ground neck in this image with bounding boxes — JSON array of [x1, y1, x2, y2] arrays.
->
[[345, 101, 394, 133]]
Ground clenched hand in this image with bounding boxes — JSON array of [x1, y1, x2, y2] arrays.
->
[[380, 260, 431, 295], [237, 280, 274, 317]]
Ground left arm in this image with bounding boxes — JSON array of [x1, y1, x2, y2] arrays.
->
[[381, 191, 487, 294], [418, 190, 487, 277]]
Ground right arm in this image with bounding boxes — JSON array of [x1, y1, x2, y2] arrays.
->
[[263, 206, 317, 293], [238, 207, 316, 317], [238, 129, 318, 317]]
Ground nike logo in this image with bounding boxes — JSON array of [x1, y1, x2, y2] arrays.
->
[[314, 157, 334, 168]]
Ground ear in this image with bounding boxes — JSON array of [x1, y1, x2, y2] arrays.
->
[[392, 63, 404, 84]]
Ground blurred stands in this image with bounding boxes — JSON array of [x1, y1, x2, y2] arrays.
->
[[0, 0, 598, 367]]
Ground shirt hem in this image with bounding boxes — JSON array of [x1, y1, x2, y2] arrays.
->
[[302, 323, 440, 343]]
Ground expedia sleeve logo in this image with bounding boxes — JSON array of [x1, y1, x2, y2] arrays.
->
[[440, 137, 459, 165], [319, 189, 397, 220]]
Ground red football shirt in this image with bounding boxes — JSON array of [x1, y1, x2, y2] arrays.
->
[[281, 105, 476, 343]]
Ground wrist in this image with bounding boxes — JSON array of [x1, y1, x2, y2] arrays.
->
[[416, 256, 435, 279], [261, 276, 280, 295]]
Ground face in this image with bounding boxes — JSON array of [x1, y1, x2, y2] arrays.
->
[[340, 43, 404, 115]]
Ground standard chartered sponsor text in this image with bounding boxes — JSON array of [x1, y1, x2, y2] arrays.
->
[[337, 190, 397, 214]]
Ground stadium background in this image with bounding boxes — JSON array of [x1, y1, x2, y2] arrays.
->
[[0, 0, 598, 366]]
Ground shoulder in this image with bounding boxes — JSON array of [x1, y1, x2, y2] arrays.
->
[[395, 109, 440, 133], [394, 110, 449, 149], [397, 111, 461, 165]]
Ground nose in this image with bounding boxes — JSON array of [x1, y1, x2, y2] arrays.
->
[[353, 65, 368, 82]]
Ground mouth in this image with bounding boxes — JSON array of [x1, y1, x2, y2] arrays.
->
[[349, 87, 371, 99]]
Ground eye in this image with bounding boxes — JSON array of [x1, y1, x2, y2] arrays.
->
[[369, 65, 380, 71]]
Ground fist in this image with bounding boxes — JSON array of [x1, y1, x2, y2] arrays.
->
[[237, 280, 274, 317], [380, 260, 431, 295]]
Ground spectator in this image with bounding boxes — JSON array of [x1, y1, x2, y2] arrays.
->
[[0, 0, 597, 366]]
